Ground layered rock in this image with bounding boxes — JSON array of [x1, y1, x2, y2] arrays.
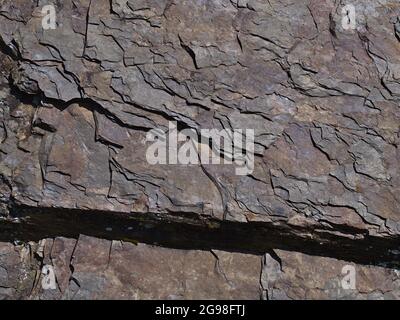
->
[[0, 0, 400, 299], [1, 235, 399, 300]]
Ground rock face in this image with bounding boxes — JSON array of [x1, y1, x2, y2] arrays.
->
[[0, 235, 262, 300], [0, 0, 399, 299], [0, 235, 399, 300]]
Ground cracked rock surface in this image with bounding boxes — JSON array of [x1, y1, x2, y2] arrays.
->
[[0, 235, 399, 300], [0, 0, 400, 299]]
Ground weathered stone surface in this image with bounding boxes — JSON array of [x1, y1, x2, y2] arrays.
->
[[0, 236, 262, 300], [0, 241, 37, 300], [1, 235, 400, 300], [262, 249, 400, 300], [0, 0, 400, 299]]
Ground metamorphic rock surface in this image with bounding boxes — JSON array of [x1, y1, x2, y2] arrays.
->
[[0, 0, 400, 299]]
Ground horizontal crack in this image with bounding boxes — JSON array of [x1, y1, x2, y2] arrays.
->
[[1, 204, 399, 269]]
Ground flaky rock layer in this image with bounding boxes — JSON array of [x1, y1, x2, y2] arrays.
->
[[0, 0, 399, 299]]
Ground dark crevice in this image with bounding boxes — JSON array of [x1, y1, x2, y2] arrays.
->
[[1, 204, 399, 269]]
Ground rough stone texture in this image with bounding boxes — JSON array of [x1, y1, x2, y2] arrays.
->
[[262, 249, 400, 300], [0, 0, 400, 299], [0, 236, 262, 300], [0, 235, 399, 300]]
